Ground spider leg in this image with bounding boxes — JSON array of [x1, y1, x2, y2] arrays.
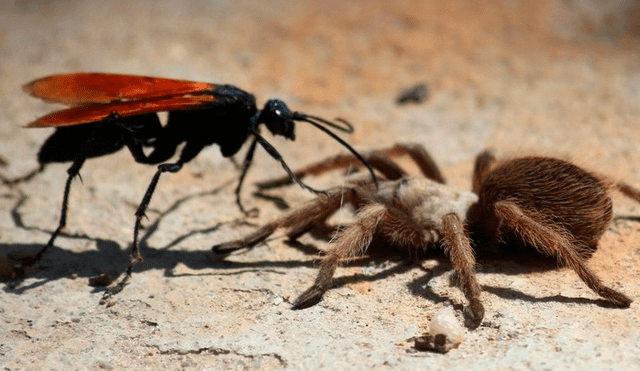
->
[[385, 143, 446, 183], [212, 187, 360, 253], [293, 204, 388, 309], [256, 150, 406, 189], [256, 142, 446, 189], [441, 213, 484, 328], [472, 150, 496, 194], [494, 200, 631, 307], [612, 181, 640, 204]]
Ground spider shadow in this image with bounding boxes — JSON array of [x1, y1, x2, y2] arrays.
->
[[269, 230, 622, 311], [1, 180, 316, 295], [3, 179, 627, 312], [406, 243, 623, 310], [311, 242, 575, 310], [208, 213, 621, 312]]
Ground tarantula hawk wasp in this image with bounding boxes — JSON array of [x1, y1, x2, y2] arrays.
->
[[13, 73, 378, 299]]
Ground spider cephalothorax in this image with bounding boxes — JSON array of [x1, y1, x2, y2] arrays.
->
[[214, 143, 637, 328]]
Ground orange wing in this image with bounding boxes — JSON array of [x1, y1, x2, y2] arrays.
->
[[26, 95, 216, 127], [23, 73, 215, 105]]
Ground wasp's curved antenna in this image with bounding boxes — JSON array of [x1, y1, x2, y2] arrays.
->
[[293, 112, 379, 190]]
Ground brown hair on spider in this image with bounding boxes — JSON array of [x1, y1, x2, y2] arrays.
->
[[213, 143, 637, 329], [467, 150, 636, 311]]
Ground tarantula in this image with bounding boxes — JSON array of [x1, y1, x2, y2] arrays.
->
[[213, 143, 637, 327]]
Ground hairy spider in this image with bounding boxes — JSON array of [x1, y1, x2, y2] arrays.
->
[[213, 143, 637, 327], [467, 150, 637, 310]]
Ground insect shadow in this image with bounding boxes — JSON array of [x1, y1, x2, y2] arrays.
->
[[1, 181, 315, 295]]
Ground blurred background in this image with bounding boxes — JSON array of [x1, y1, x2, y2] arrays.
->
[[3, 0, 640, 172]]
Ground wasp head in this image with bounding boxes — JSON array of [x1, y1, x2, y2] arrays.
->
[[259, 99, 295, 140]]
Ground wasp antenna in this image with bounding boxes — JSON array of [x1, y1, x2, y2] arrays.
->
[[333, 118, 354, 133], [295, 116, 379, 190], [292, 113, 354, 134]]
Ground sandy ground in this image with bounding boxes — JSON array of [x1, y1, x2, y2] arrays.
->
[[1, 0, 640, 370]]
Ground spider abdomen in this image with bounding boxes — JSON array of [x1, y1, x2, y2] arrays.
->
[[479, 156, 613, 256]]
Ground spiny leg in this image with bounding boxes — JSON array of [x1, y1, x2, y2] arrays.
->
[[213, 187, 359, 254], [257, 151, 407, 190], [441, 213, 484, 328], [362, 153, 407, 180], [385, 143, 446, 183], [370, 207, 484, 326], [327, 142, 447, 183], [494, 200, 631, 307], [101, 161, 183, 302], [257, 142, 446, 190], [234, 137, 259, 214], [251, 128, 327, 196], [293, 204, 388, 309], [472, 150, 496, 194], [612, 181, 640, 204], [17, 119, 127, 267], [15, 158, 85, 268]]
